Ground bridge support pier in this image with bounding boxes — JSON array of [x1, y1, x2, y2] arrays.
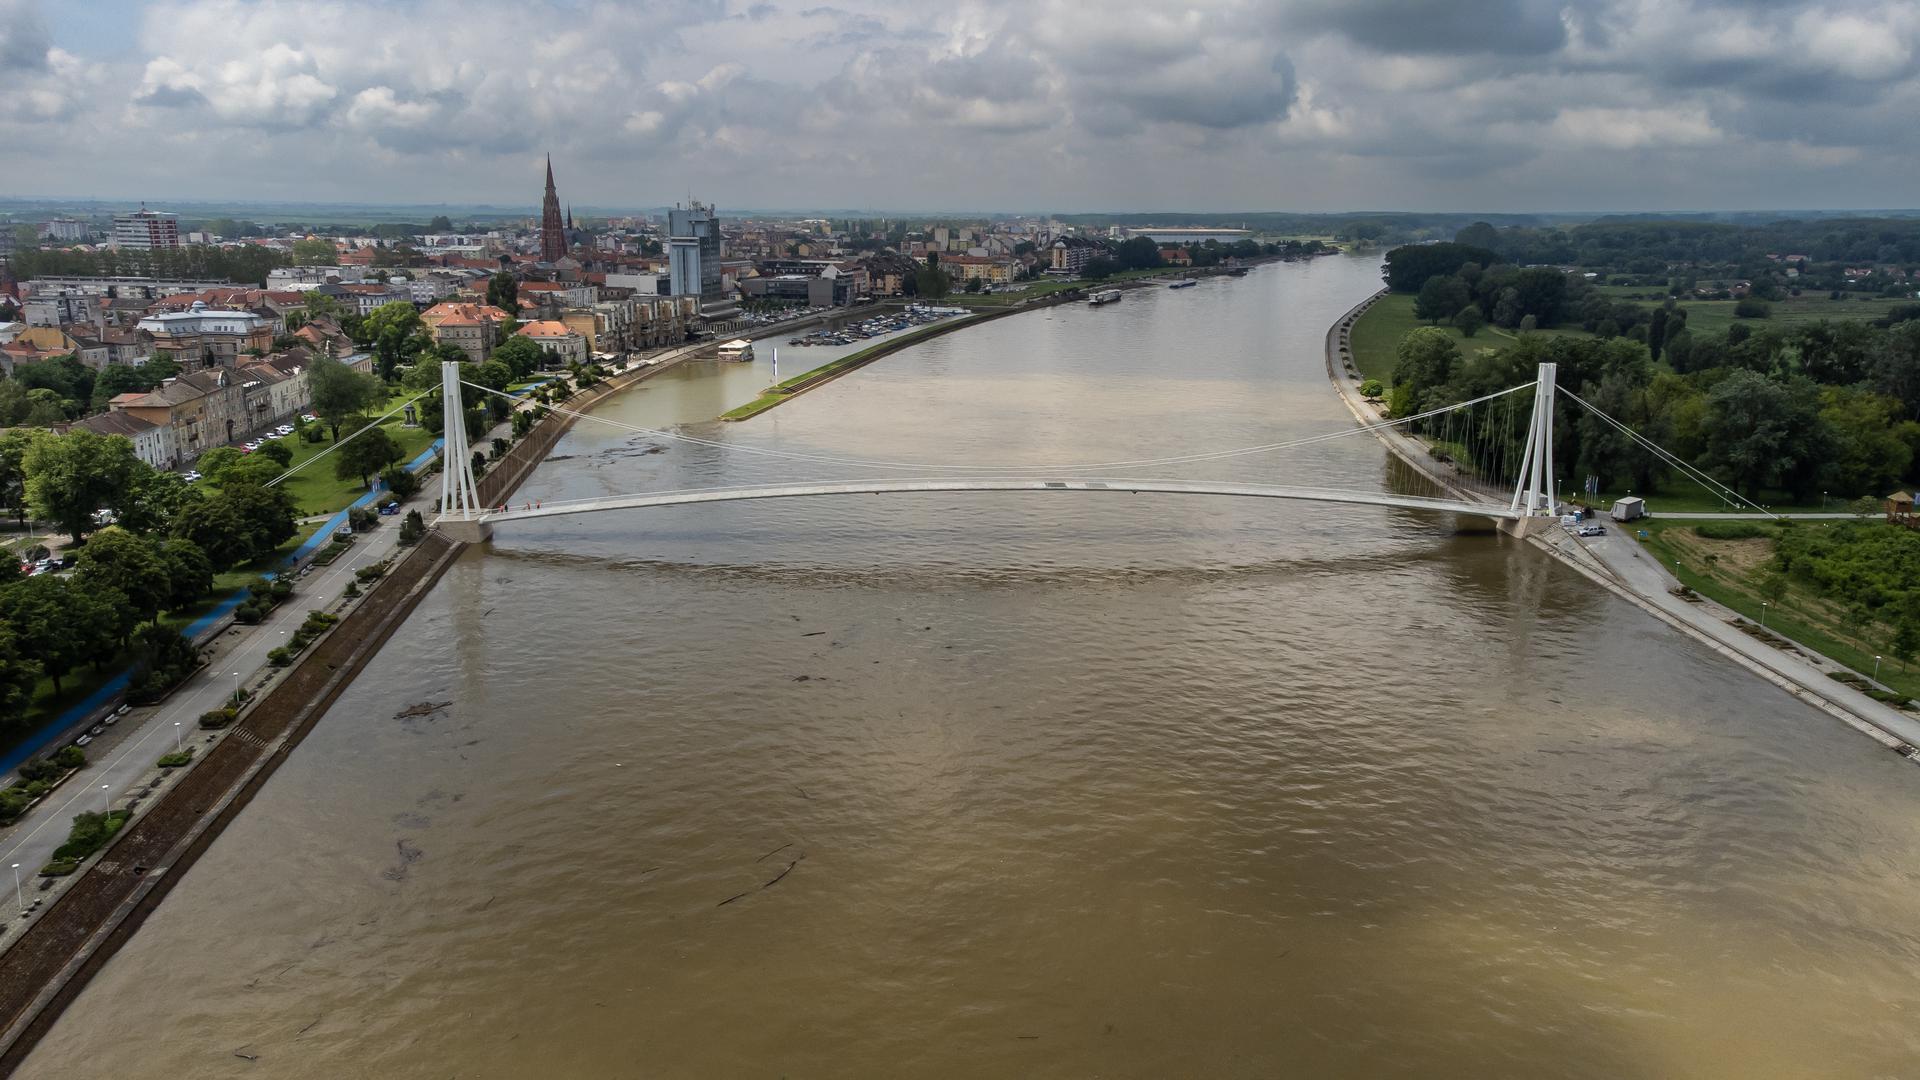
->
[[434, 360, 489, 542]]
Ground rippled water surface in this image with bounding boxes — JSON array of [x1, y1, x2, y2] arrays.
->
[[22, 257, 1920, 1078]]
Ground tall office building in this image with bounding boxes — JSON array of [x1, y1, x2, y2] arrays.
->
[[113, 207, 180, 249], [667, 202, 724, 306]]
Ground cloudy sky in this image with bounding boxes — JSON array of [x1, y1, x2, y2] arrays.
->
[[2, 0, 1917, 213]]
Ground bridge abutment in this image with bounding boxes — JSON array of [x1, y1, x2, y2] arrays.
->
[[438, 517, 492, 544]]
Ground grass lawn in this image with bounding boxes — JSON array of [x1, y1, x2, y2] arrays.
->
[[721, 318, 983, 420], [1566, 473, 1845, 515], [195, 412, 435, 519], [1633, 518, 1920, 701], [1347, 293, 1592, 383], [1630, 294, 1913, 337]]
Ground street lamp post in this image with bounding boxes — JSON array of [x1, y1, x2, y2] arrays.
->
[[1760, 602, 1769, 629], [98, 783, 110, 812], [173, 721, 182, 753], [11, 863, 21, 915], [1874, 655, 1884, 682]]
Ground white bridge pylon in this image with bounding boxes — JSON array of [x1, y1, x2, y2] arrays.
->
[[1509, 361, 1560, 518], [437, 360, 489, 542]]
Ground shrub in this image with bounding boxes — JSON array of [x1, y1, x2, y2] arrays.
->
[[355, 560, 390, 583], [1694, 521, 1768, 541], [343, 580, 360, 599], [156, 749, 195, 768], [18, 758, 61, 783], [267, 646, 293, 667], [382, 464, 420, 500], [52, 809, 129, 862], [1734, 297, 1772, 319], [199, 707, 238, 729], [52, 745, 86, 770], [39, 858, 79, 877], [348, 505, 378, 532], [1358, 379, 1385, 399], [233, 601, 264, 625], [0, 789, 29, 824]]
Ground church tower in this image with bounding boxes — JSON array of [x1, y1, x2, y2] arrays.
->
[[539, 154, 567, 263]]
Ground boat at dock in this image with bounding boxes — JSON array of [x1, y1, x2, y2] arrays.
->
[[1087, 288, 1122, 305], [717, 339, 755, 362], [1168, 279, 1198, 289]]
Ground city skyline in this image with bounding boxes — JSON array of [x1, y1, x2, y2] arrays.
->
[[0, 0, 1917, 213]]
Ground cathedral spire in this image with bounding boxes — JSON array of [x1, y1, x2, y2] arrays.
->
[[539, 153, 566, 262]]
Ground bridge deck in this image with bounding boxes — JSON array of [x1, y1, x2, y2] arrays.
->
[[457, 478, 1521, 526]]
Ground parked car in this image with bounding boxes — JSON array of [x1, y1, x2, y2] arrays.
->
[[183, 470, 203, 482], [88, 724, 104, 737], [76, 734, 93, 747], [115, 704, 131, 716], [1577, 525, 1607, 537], [378, 502, 402, 516]]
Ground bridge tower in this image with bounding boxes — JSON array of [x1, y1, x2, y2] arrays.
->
[[1508, 361, 1559, 520], [437, 360, 490, 542]]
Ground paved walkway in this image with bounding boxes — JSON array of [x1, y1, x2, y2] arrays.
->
[[1547, 525, 1920, 749]]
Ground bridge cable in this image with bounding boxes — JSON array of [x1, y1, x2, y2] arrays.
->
[[1556, 386, 1774, 518], [460, 379, 1536, 476], [264, 391, 433, 490]]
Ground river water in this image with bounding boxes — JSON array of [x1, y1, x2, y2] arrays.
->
[[21, 256, 1920, 1078]]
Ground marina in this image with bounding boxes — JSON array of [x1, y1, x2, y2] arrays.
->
[[784, 304, 961, 346]]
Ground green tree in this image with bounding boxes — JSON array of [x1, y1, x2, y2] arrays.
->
[[156, 537, 213, 612], [915, 266, 951, 298], [22, 431, 142, 541], [1818, 386, 1914, 497], [292, 237, 337, 265], [365, 300, 427, 382], [0, 430, 32, 527], [171, 495, 252, 569], [380, 464, 420, 500], [1391, 327, 1462, 414], [308, 355, 378, 442], [0, 576, 119, 693], [252, 438, 294, 468], [74, 526, 167, 641], [195, 445, 244, 481], [173, 483, 296, 569], [1453, 305, 1487, 337], [486, 272, 519, 315], [0, 623, 38, 724], [429, 215, 454, 232], [492, 335, 543, 381], [1701, 371, 1826, 499], [334, 427, 402, 489], [1415, 275, 1472, 324]]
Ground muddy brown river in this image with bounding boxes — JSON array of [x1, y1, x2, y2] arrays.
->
[[19, 256, 1920, 1078]]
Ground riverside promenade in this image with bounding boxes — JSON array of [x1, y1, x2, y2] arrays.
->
[[1323, 290, 1920, 760]]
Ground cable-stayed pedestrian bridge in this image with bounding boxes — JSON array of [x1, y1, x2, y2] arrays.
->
[[419, 360, 1762, 543], [472, 477, 1519, 529]]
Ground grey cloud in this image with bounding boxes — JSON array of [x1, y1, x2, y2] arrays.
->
[[1290, 0, 1567, 56], [0, 0, 51, 78], [133, 83, 209, 109]]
